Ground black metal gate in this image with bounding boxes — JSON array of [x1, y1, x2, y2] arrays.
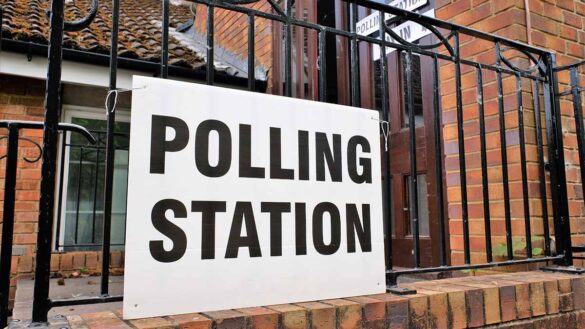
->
[[0, 0, 584, 326]]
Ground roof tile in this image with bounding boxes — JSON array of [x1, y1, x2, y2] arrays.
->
[[1, 0, 206, 69]]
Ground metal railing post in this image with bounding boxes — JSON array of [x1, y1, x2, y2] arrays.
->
[[31, 0, 66, 323], [544, 53, 573, 266], [0, 125, 20, 329], [101, 0, 120, 296]]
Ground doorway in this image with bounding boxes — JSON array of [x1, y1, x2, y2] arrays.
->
[[359, 0, 446, 268], [385, 50, 444, 268]]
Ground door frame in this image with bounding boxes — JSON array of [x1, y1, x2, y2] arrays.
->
[[53, 105, 130, 251], [355, 0, 449, 268]]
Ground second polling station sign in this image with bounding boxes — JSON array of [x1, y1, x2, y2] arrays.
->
[[123, 76, 386, 319]]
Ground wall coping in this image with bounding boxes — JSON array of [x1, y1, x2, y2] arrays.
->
[[8, 271, 585, 328]]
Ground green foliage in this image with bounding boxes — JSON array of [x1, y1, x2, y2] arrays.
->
[[492, 243, 508, 257], [532, 247, 543, 256], [492, 237, 545, 258], [512, 239, 526, 252], [79, 266, 89, 274]]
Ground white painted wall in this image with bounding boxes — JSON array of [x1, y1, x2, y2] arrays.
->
[[0, 51, 146, 89]]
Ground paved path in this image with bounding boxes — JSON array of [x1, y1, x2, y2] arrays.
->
[[12, 276, 124, 322]]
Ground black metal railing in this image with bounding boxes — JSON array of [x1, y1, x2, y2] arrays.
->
[[554, 60, 585, 261], [0, 121, 96, 328], [0, 0, 584, 326]]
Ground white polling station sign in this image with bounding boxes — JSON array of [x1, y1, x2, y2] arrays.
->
[[123, 76, 386, 319], [372, 9, 436, 60], [355, 0, 428, 36]]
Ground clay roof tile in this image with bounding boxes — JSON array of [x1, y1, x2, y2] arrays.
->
[[0, 0, 210, 70]]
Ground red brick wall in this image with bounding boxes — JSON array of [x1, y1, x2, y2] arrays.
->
[[437, 0, 539, 266], [0, 74, 45, 254], [436, 0, 585, 266], [193, 2, 275, 91]]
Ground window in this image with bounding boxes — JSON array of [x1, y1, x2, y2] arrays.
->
[[56, 108, 130, 251], [401, 52, 424, 127], [404, 174, 430, 237]]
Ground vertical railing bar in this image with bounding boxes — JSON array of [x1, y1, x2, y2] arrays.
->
[[405, 49, 420, 268], [101, 0, 120, 296], [570, 67, 585, 224], [32, 0, 65, 322], [349, 2, 360, 107], [247, 13, 256, 91], [0, 125, 19, 329], [532, 80, 551, 256], [516, 73, 532, 258], [284, 0, 293, 97], [496, 42, 514, 260], [405, 50, 420, 268], [318, 28, 327, 102], [307, 0, 317, 100], [294, 0, 304, 98], [54, 130, 68, 251], [476, 65, 492, 263], [542, 78, 558, 256], [544, 53, 572, 266], [433, 54, 447, 266], [161, 0, 170, 79], [206, 5, 215, 85], [454, 32, 470, 264], [91, 136, 100, 244], [74, 147, 83, 245], [0, 6, 3, 53], [378, 11, 393, 277]]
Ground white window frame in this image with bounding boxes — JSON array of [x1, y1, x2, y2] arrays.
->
[[54, 105, 130, 251]]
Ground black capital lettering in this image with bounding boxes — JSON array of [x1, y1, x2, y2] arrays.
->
[[192, 201, 227, 260], [261, 202, 291, 256], [226, 202, 262, 258], [270, 128, 295, 180], [298, 130, 309, 180], [346, 204, 372, 253], [195, 120, 232, 177], [316, 133, 342, 182], [295, 203, 307, 255], [150, 115, 189, 174], [347, 136, 372, 184], [149, 199, 187, 263], [312, 202, 341, 255], [239, 124, 265, 178]]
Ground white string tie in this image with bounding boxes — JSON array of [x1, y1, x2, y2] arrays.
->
[[371, 117, 390, 152], [105, 89, 119, 114], [104, 86, 147, 114]]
